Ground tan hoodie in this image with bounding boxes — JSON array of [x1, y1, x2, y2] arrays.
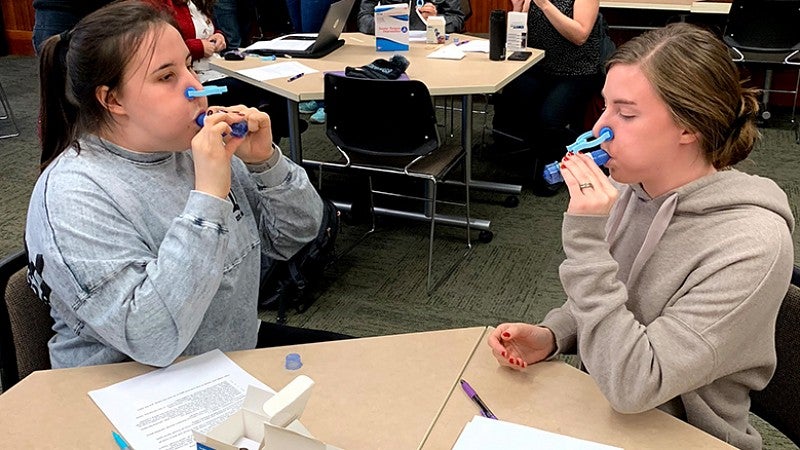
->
[[541, 169, 795, 450]]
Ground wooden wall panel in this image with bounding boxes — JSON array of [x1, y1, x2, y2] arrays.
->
[[1, 0, 35, 55], [464, 0, 511, 34]]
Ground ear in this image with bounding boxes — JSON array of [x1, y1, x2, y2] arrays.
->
[[678, 128, 699, 145], [95, 85, 126, 117]]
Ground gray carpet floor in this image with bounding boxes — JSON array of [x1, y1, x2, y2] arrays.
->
[[1, 55, 798, 448]]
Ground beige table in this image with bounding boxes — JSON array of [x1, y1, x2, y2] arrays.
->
[[213, 33, 545, 207], [0, 327, 484, 450], [421, 328, 736, 449], [0, 326, 735, 449]]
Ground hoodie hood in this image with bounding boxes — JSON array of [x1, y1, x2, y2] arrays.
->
[[607, 169, 794, 285], [663, 169, 794, 232]]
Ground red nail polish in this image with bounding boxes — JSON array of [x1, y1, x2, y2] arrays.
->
[[560, 164, 567, 169], [502, 332, 510, 338], [501, 350, 506, 357], [563, 154, 570, 160], [508, 357, 514, 364]]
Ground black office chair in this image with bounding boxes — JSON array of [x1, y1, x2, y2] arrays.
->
[[723, 0, 800, 140], [0, 249, 53, 390], [749, 265, 800, 446], [323, 73, 472, 292]]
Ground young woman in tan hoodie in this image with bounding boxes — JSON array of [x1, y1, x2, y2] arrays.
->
[[488, 23, 794, 450]]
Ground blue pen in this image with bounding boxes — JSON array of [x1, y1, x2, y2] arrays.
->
[[112, 431, 130, 449], [185, 85, 228, 99], [542, 127, 614, 185]]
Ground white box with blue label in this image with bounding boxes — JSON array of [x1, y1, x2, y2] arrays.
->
[[375, 3, 409, 51]]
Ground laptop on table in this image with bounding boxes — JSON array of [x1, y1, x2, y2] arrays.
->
[[244, 0, 356, 59]]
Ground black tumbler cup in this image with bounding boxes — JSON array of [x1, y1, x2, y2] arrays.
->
[[489, 10, 506, 61]]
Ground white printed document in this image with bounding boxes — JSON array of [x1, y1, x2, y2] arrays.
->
[[452, 415, 622, 450], [237, 61, 319, 82], [427, 44, 465, 60], [89, 349, 271, 450]]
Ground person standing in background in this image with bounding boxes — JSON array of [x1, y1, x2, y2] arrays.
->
[[491, 0, 610, 197], [32, 0, 113, 54], [211, 0, 252, 50]]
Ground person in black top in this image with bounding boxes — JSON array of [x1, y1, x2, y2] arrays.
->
[[491, 0, 611, 196]]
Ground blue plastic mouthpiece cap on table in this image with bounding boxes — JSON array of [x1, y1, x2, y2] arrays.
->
[[195, 112, 248, 138], [542, 127, 614, 185], [185, 85, 228, 99], [285, 353, 303, 370]]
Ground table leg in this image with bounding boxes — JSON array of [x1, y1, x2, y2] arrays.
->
[[286, 100, 303, 162], [454, 95, 523, 195]]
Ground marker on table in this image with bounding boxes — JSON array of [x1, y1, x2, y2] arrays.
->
[[112, 431, 131, 449], [460, 379, 498, 420], [287, 72, 305, 82]]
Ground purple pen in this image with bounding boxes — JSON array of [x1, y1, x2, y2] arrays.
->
[[460, 379, 498, 420], [195, 112, 248, 138]]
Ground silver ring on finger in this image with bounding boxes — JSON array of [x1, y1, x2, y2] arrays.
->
[[579, 182, 594, 191]]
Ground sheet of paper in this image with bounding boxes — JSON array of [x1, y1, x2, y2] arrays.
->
[[237, 62, 319, 82], [427, 44, 465, 60], [455, 40, 490, 53], [409, 30, 427, 42], [452, 416, 622, 450], [89, 349, 271, 450]]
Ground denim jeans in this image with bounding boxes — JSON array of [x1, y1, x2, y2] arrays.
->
[[32, 9, 84, 55], [213, 0, 247, 49], [285, 0, 332, 33]]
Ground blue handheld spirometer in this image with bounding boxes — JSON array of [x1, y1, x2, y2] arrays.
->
[[542, 127, 613, 185], [187, 85, 248, 138]]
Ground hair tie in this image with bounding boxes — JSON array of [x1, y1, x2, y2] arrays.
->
[[726, 98, 750, 141], [59, 29, 73, 46]]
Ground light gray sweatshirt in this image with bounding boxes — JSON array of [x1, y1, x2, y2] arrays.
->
[[541, 169, 794, 450], [25, 135, 323, 369]]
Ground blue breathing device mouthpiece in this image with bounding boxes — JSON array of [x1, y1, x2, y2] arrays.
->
[[195, 112, 248, 138], [185, 85, 228, 99], [542, 127, 613, 185]]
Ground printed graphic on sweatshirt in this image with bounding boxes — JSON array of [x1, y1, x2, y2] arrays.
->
[[27, 253, 52, 306]]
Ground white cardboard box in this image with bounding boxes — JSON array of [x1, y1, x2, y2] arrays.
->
[[375, 3, 410, 51], [506, 11, 528, 52], [193, 376, 341, 450]]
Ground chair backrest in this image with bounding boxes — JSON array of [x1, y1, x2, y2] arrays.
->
[[324, 73, 440, 158], [0, 249, 53, 390], [723, 0, 800, 53], [749, 265, 800, 446]]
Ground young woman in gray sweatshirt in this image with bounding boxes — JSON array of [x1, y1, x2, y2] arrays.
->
[[488, 23, 794, 450], [25, 2, 339, 369]]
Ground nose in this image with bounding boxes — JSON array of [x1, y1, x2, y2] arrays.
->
[[592, 108, 609, 139]]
